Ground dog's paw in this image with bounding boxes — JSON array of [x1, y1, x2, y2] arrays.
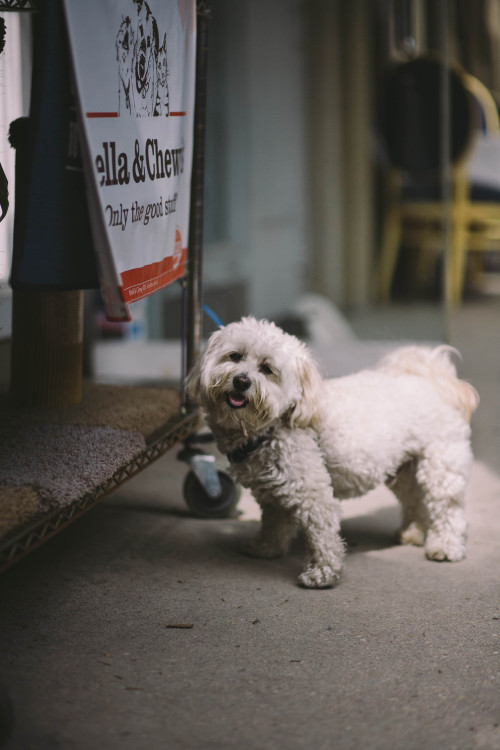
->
[[298, 565, 340, 589], [425, 533, 466, 562], [399, 522, 425, 547], [242, 538, 285, 559]]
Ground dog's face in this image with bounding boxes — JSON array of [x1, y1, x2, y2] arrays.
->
[[116, 17, 135, 84], [135, 0, 159, 99], [186, 317, 321, 438]]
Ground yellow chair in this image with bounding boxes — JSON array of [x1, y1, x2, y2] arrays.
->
[[377, 56, 500, 306]]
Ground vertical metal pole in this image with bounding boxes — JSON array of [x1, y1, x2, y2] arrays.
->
[[179, 277, 188, 409], [438, 0, 452, 325], [185, 0, 211, 387]]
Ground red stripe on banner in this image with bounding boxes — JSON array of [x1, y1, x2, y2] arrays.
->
[[120, 249, 188, 303], [86, 112, 119, 118], [170, 111, 186, 117]]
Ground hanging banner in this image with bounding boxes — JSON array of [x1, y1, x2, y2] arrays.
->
[[63, 0, 196, 320]]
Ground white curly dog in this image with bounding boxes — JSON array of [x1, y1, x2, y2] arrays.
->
[[186, 317, 479, 588]]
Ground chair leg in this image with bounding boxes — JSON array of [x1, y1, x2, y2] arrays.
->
[[447, 218, 468, 307], [414, 226, 437, 291], [467, 252, 483, 293], [377, 205, 402, 302]]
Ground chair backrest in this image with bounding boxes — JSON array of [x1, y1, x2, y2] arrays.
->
[[463, 73, 500, 193], [463, 73, 500, 134], [380, 56, 476, 174]]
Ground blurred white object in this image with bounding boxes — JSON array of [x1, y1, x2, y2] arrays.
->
[[293, 293, 355, 345], [94, 340, 182, 384]]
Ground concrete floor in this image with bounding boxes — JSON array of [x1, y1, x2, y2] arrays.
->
[[1, 301, 500, 750]]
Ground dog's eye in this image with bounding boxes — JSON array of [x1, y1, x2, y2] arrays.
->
[[259, 362, 273, 376], [229, 352, 243, 363]]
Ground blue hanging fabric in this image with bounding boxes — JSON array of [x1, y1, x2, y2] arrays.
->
[[10, 0, 99, 290]]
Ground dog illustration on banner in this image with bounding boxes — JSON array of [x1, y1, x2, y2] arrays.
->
[[116, 0, 170, 117]]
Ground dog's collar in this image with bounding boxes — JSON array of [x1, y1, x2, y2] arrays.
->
[[226, 427, 274, 465]]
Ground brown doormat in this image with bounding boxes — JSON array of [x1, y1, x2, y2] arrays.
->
[[0, 383, 198, 566]]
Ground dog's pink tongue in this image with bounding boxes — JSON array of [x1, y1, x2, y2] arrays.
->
[[229, 392, 246, 407]]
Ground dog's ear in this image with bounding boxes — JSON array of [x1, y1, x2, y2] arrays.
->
[[185, 356, 202, 404], [288, 349, 322, 428], [185, 328, 224, 404]]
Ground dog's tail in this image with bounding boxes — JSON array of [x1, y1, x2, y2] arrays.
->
[[377, 345, 479, 422]]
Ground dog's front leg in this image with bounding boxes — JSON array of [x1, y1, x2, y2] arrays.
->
[[244, 503, 298, 559], [294, 494, 345, 589]]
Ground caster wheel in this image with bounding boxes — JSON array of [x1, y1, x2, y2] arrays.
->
[[183, 469, 240, 518]]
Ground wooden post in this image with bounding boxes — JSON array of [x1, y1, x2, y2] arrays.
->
[[10, 288, 83, 407]]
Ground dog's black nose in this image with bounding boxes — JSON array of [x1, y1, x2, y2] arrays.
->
[[233, 373, 251, 392]]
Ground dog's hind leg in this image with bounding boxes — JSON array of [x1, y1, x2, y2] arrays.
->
[[388, 460, 427, 547], [244, 504, 298, 559], [391, 442, 471, 561], [415, 441, 471, 562]]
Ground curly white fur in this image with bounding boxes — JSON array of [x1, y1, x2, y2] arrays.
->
[[186, 317, 479, 588]]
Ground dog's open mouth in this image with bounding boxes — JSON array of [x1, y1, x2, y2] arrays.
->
[[226, 392, 249, 409]]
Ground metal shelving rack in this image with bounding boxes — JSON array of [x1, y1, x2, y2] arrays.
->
[[0, 0, 212, 571]]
